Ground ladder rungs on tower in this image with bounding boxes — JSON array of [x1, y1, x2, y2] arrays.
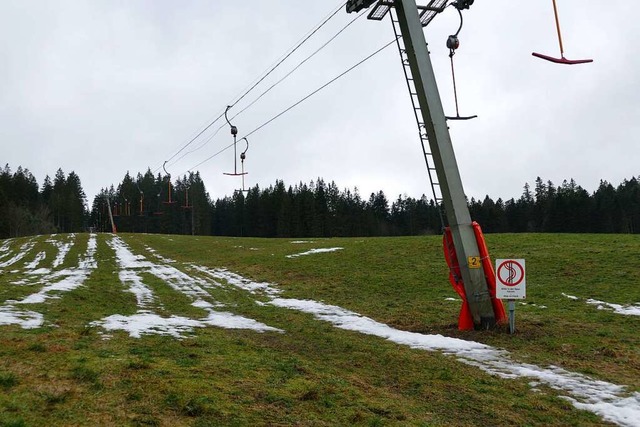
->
[[390, 7, 444, 218]]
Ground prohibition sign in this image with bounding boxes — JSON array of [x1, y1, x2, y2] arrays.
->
[[497, 260, 525, 287]]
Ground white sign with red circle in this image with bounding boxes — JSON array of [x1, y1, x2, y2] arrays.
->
[[496, 259, 526, 299]]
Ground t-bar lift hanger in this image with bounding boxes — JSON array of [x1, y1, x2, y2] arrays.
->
[[238, 137, 249, 193], [445, 3, 477, 121], [223, 105, 248, 178], [532, 0, 593, 65], [162, 161, 177, 204]]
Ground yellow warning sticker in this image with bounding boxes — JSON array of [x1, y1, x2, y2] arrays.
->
[[468, 256, 482, 269]]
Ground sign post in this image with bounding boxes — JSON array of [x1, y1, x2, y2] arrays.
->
[[496, 259, 526, 334]]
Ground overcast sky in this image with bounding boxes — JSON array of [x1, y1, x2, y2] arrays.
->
[[1, 1, 637, 207]]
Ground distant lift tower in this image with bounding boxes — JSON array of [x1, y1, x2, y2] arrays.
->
[[347, 0, 496, 328]]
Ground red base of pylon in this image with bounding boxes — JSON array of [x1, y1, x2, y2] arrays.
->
[[443, 222, 506, 330]]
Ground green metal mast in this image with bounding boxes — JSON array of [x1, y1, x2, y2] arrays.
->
[[347, 0, 495, 328]]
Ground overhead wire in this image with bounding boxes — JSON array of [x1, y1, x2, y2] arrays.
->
[[158, 109, 227, 172], [231, 10, 367, 119], [157, 0, 346, 174], [227, 1, 346, 110], [183, 36, 400, 174], [166, 7, 366, 170]]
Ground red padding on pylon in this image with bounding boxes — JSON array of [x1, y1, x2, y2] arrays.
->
[[472, 222, 507, 324], [443, 228, 475, 330], [442, 223, 507, 330]]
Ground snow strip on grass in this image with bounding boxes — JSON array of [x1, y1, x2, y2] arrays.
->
[[91, 238, 281, 338], [145, 245, 176, 263], [268, 297, 640, 427], [586, 299, 640, 317], [200, 267, 638, 427], [24, 251, 46, 269], [0, 239, 12, 258], [46, 236, 74, 268], [191, 266, 281, 297], [26, 268, 51, 276], [108, 239, 156, 307], [0, 305, 43, 329], [0, 241, 35, 268], [286, 247, 343, 258], [563, 293, 640, 317], [17, 234, 97, 305]]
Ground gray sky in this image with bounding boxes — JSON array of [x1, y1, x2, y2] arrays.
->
[[1, 1, 637, 207]]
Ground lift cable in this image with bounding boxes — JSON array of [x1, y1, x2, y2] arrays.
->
[[158, 110, 227, 172], [242, 37, 398, 139], [228, 1, 346, 110], [165, 8, 366, 170], [156, 1, 346, 174], [231, 10, 367, 120], [183, 36, 399, 174]]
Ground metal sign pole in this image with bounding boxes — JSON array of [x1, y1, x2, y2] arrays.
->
[[508, 300, 516, 334]]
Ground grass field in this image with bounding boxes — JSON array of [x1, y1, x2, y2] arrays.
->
[[0, 232, 638, 426]]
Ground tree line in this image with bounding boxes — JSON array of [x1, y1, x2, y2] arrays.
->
[[0, 165, 86, 238], [89, 173, 640, 237], [1, 163, 639, 238]]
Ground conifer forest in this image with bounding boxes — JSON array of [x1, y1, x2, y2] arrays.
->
[[1, 164, 639, 238]]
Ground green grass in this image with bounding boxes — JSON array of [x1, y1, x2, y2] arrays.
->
[[0, 232, 638, 426]]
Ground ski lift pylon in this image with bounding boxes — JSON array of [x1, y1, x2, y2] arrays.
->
[[532, 0, 593, 65]]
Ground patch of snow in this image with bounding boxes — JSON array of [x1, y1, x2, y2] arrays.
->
[[16, 234, 97, 305], [192, 266, 281, 296], [286, 247, 343, 258], [0, 239, 15, 261], [24, 251, 46, 269], [0, 305, 43, 329], [145, 245, 176, 263], [18, 269, 91, 304], [0, 239, 12, 254], [119, 269, 155, 307], [92, 308, 281, 339], [46, 236, 74, 268], [444, 297, 458, 301], [93, 239, 281, 338], [92, 311, 204, 339], [192, 299, 214, 309], [0, 241, 35, 268], [26, 268, 51, 276], [563, 293, 580, 300], [521, 302, 547, 309], [290, 240, 314, 244], [268, 297, 640, 426], [586, 299, 640, 317]]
